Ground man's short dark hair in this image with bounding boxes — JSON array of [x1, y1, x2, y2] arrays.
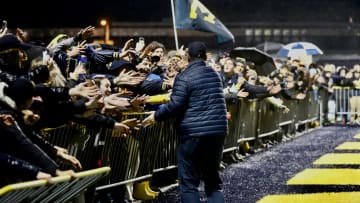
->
[[188, 41, 207, 59]]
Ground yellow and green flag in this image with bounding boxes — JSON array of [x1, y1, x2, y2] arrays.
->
[[175, 0, 235, 44]]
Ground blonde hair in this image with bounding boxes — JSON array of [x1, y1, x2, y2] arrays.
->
[[31, 55, 66, 87]]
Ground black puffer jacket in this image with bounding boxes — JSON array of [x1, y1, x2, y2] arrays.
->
[[154, 60, 228, 140], [0, 151, 41, 186], [0, 82, 59, 175]]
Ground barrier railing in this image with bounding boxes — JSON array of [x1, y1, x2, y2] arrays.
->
[[35, 91, 328, 198], [332, 86, 360, 123], [0, 166, 111, 203], [318, 86, 360, 124], [257, 99, 281, 140], [237, 99, 259, 143]]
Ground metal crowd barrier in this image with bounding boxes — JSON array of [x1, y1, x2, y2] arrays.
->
[[38, 91, 323, 194], [318, 87, 330, 124], [237, 99, 259, 143], [317, 86, 360, 124], [225, 90, 321, 152], [278, 94, 296, 135], [257, 99, 281, 141], [0, 166, 110, 203], [295, 91, 319, 129], [225, 100, 242, 152], [7, 88, 359, 201], [332, 86, 360, 123], [41, 112, 178, 192]]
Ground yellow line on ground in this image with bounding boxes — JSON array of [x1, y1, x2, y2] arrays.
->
[[354, 134, 360, 139], [287, 168, 360, 185], [335, 142, 360, 150], [256, 192, 360, 203], [313, 153, 360, 165]]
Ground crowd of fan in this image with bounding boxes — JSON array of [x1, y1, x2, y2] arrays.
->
[[0, 24, 360, 189]]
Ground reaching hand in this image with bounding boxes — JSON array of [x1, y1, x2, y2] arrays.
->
[[140, 44, 153, 60], [122, 38, 134, 51], [102, 93, 131, 113], [237, 89, 249, 98], [112, 122, 133, 137], [268, 84, 282, 94], [141, 111, 156, 127], [36, 171, 52, 181], [119, 49, 137, 59], [296, 93, 306, 100], [0, 114, 14, 127], [57, 151, 83, 170], [117, 89, 134, 97], [104, 93, 131, 107], [163, 76, 175, 87], [114, 69, 145, 86], [130, 94, 147, 111], [121, 118, 141, 130], [69, 62, 87, 81], [16, 28, 27, 42], [85, 94, 103, 110], [54, 146, 68, 154], [55, 169, 76, 177], [67, 40, 87, 58], [70, 81, 99, 99], [282, 106, 290, 113], [0, 27, 7, 38], [112, 118, 141, 137], [77, 25, 95, 41]]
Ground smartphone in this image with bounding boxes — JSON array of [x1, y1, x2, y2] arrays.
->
[[68, 58, 77, 72], [2, 20, 7, 30], [135, 37, 145, 52]]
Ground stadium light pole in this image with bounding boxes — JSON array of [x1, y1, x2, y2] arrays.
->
[[100, 19, 110, 44]]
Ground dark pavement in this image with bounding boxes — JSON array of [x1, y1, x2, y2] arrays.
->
[[151, 125, 360, 203]]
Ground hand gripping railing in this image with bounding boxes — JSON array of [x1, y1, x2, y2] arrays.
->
[[0, 166, 111, 203]]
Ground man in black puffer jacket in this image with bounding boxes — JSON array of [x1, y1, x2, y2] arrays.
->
[[142, 41, 228, 203]]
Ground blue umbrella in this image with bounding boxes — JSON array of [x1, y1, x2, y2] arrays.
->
[[276, 41, 323, 57]]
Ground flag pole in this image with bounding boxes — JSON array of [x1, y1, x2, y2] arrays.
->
[[170, 0, 179, 51]]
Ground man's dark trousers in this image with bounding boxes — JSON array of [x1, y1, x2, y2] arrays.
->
[[177, 135, 225, 203]]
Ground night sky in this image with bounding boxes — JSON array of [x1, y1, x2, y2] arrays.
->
[[1, 0, 360, 29], [0, 1, 172, 28]]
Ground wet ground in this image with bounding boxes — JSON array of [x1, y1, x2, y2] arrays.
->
[[151, 125, 360, 203]]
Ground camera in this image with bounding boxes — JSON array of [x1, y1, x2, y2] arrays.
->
[[150, 55, 160, 63]]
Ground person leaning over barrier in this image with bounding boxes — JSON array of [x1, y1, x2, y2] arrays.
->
[[0, 78, 79, 178], [0, 115, 52, 186], [142, 41, 228, 203], [0, 151, 52, 186]]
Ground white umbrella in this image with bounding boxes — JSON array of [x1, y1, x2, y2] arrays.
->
[[276, 41, 323, 57]]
